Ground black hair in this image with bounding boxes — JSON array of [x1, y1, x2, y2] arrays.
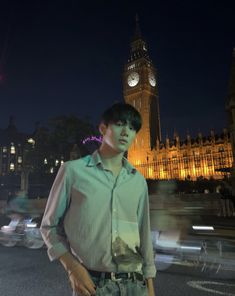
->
[[100, 103, 142, 132]]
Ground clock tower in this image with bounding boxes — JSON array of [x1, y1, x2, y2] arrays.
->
[[123, 17, 161, 164]]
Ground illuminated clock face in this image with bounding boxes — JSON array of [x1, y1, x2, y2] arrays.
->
[[148, 72, 156, 87], [127, 72, 140, 87]]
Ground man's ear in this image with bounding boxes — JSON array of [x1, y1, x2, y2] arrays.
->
[[99, 122, 107, 135]]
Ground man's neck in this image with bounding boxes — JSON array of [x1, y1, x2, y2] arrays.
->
[[98, 145, 124, 169]]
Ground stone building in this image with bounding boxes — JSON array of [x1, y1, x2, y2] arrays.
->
[[0, 117, 27, 176], [123, 19, 233, 180]]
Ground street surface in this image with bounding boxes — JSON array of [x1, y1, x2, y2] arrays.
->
[[0, 245, 235, 296]]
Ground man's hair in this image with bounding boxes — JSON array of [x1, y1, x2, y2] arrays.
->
[[100, 103, 142, 132]]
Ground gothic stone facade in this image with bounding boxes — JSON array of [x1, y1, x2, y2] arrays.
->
[[123, 20, 233, 180]]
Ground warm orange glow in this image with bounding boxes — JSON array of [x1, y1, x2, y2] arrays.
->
[[179, 169, 186, 179], [131, 147, 233, 180]]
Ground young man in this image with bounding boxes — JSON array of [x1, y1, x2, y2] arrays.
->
[[40, 103, 156, 296]]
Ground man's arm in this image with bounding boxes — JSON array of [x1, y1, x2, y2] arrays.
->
[[40, 164, 96, 295], [40, 163, 71, 261], [147, 278, 155, 296], [137, 180, 156, 295]]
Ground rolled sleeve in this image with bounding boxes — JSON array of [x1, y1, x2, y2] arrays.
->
[[138, 180, 156, 278], [40, 163, 71, 261]]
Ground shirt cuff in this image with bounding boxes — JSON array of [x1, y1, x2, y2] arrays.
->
[[142, 264, 157, 278], [47, 242, 69, 261]]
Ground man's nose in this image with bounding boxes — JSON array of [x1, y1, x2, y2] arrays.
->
[[121, 125, 128, 135]]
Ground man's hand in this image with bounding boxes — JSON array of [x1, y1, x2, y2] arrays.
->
[[59, 252, 96, 296], [147, 278, 155, 296], [68, 263, 96, 296]]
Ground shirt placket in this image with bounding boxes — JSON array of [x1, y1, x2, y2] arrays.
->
[[100, 166, 127, 269], [111, 169, 126, 266]]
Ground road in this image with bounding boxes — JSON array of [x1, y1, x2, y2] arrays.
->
[[0, 246, 235, 296]]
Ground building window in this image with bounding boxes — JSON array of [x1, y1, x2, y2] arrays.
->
[[28, 138, 35, 145], [50, 167, 54, 174], [2, 147, 7, 153], [44, 158, 48, 165], [10, 145, 16, 154], [55, 159, 59, 166], [18, 156, 22, 163], [10, 163, 15, 171]]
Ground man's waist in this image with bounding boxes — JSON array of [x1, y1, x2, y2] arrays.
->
[[87, 269, 144, 281]]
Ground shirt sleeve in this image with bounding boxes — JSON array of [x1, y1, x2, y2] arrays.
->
[[40, 162, 71, 261], [138, 179, 157, 278]]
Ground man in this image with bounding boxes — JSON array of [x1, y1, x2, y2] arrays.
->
[[40, 103, 156, 296]]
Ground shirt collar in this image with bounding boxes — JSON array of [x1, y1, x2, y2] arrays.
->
[[87, 150, 136, 174]]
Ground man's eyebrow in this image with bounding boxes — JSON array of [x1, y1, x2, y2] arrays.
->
[[115, 119, 125, 123]]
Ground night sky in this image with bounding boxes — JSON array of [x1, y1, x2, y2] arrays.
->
[[0, 0, 235, 140]]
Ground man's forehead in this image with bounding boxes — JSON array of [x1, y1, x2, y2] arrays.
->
[[113, 119, 132, 125]]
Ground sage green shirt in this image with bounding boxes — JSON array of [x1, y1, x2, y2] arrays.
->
[[40, 150, 156, 278]]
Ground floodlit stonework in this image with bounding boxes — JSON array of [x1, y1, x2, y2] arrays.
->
[[123, 19, 233, 180]]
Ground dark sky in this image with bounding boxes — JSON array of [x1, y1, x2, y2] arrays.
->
[[0, 0, 235, 140]]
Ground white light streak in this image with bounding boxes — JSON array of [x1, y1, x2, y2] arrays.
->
[[180, 245, 201, 251], [192, 226, 214, 231]]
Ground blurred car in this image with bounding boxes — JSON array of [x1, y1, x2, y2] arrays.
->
[[150, 192, 235, 273]]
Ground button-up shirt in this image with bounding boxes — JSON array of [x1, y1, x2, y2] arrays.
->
[[40, 150, 156, 278]]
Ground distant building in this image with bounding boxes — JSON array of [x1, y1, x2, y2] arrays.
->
[[123, 18, 233, 180], [0, 118, 86, 196], [0, 117, 27, 176]]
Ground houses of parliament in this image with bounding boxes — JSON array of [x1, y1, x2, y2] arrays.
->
[[123, 19, 234, 180], [0, 20, 235, 182]]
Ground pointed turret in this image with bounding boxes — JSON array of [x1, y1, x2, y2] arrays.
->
[[165, 134, 170, 149], [197, 131, 203, 145], [226, 49, 235, 114], [129, 15, 150, 62], [226, 48, 235, 194], [132, 14, 142, 41], [226, 48, 235, 133], [227, 48, 235, 104], [186, 130, 191, 146]]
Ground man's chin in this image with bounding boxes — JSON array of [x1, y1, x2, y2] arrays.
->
[[115, 145, 128, 153]]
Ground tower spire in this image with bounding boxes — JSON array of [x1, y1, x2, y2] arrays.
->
[[227, 48, 235, 101], [129, 15, 149, 62], [226, 49, 235, 115], [226, 48, 235, 193], [133, 13, 142, 41]]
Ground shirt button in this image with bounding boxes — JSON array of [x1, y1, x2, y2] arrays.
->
[[114, 253, 117, 257], [113, 208, 117, 212]]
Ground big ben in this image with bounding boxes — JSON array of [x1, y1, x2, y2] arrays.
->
[[123, 17, 161, 164]]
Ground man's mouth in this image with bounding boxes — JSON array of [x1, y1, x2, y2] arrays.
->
[[119, 139, 128, 144]]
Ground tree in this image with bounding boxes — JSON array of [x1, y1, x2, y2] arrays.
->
[[48, 114, 97, 159]]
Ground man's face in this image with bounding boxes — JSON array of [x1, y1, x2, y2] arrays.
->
[[101, 120, 137, 153]]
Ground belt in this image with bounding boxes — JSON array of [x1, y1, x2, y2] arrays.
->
[[88, 270, 144, 282]]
